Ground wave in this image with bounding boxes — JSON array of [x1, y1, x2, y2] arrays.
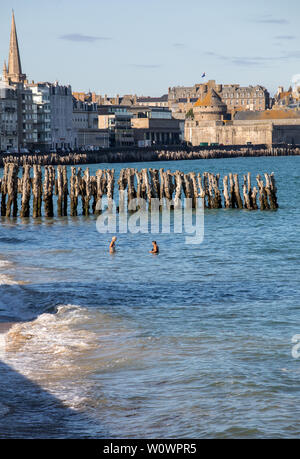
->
[[4, 304, 97, 360], [0, 273, 19, 285], [0, 305, 99, 410], [0, 259, 13, 269], [0, 303, 146, 412], [0, 237, 25, 244]]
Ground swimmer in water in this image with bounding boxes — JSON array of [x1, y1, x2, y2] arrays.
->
[[109, 236, 117, 253], [149, 241, 159, 254]]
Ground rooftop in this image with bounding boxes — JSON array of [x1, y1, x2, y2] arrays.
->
[[137, 94, 168, 103], [235, 109, 300, 120], [194, 89, 226, 108]]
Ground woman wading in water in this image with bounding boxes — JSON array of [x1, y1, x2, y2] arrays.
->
[[109, 236, 117, 253]]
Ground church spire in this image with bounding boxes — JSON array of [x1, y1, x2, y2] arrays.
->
[[7, 10, 26, 83]]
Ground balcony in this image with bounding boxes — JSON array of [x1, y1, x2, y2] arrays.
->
[[3, 130, 17, 136]]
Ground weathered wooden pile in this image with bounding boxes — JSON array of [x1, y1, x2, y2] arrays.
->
[[1, 145, 299, 167], [0, 163, 278, 218]]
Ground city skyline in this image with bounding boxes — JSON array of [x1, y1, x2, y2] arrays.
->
[[1, 0, 300, 96]]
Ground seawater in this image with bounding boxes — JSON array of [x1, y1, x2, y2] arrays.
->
[[0, 156, 300, 438]]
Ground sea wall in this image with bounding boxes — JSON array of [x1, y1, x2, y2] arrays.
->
[[0, 145, 299, 167]]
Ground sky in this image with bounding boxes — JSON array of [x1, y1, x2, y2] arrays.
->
[[1, 0, 300, 97]]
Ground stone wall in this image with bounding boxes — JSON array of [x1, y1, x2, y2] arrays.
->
[[272, 124, 300, 144], [185, 120, 274, 145]]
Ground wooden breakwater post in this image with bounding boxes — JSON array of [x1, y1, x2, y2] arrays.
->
[[56, 165, 63, 217], [222, 175, 230, 208], [242, 173, 252, 210], [264, 172, 278, 210], [5, 163, 19, 217], [106, 169, 115, 213], [43, 165, 55, 217], [162, 170, 175, 209], [117, 168, 127, 213], [173, 170, 183, 209], [142, 168, 152, 210], [32, 165, 42, 218], [256, 174, 270, 210], [149, 168, 160, 201], [69, 167, 82, 216], [127, 168, 136, 212], [57, 165, 69, 217], [0, 163, 9, 216], [221, 172, 243, 209], [182, 172, 193, 208], [233, 173, 243, 209], [134, 169, 143, 210], [189, 172, 199, 209], [208, 173, 222, 209], [20, 164, 31, 218], [0, 163, 279, 217], [82, 168, 91, 216], [69, 167, 77, 216]]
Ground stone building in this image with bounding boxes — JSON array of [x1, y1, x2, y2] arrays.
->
[[49, 82, 75, 150], [169, 80, 270, 118], [130, 106, 181, 145], [24, 82, 75, 152], [73, 91, 137, 107], [0, 80, 18, 152], [185, 90, 300, 146], [98, 106, 134, 147], [18, 86, 37, 150], [27, 83, 52, 152], [135, 95, 169, 108], [132, 117, 181, 145], [2, 11, 36, 150], [2, 12, 75, 152], [273, 85, 300, 109], [73, 100, 109, 149]]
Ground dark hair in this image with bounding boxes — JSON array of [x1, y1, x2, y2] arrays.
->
[[152, 241, 156, 244]]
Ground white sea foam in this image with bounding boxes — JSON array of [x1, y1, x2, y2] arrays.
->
[[0, 273, 19, 285], [0, 332, 7, 360], [0, 257, 19, 285], [0, 260, 11, 268], [1, 305, 101, 408], [0, 302, 147, 415], [5, 305, 97, 362]]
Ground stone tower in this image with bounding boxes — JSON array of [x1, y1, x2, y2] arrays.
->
[[6, 10, 26, 84], [193, 89, 227, 121]]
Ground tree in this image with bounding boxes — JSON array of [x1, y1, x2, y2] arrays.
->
[[185, 108, 194, 119]]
